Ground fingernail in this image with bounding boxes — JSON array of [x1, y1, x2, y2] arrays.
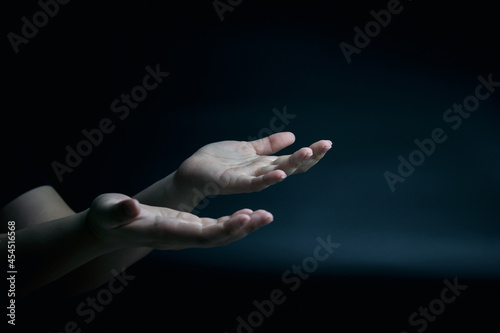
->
[[322, 146, 332, 153]]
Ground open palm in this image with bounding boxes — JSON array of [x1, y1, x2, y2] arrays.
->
[[176, 132, 332, 195], [87, 193, 273, 250]]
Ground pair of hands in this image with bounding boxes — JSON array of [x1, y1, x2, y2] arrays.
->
[[86, 132, 332, 250]]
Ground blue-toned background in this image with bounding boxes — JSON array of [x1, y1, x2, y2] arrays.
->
[[6, 0, 499, 332]]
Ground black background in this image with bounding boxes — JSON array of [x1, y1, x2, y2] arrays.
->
[[3, 0, 500, 332]]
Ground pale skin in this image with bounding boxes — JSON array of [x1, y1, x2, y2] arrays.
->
[[0, 132, 331, 297]]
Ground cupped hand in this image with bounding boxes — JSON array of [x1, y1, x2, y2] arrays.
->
[[86, 194, 273, 250], [176, 132, 332, 194]]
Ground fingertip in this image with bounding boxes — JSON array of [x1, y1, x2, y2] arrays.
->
[[269, 132, 296, 147], [232, 208, 254, 216], [120, 199, 140, 218], [263, 170, 286, 185], [304, 148, 313, 160], [252, 210, 274, 225], [241, 214, 252, 223], [264, 211, 274, 223], [323, 140, 333, 152], [235, 212, 251, 222], [277, 170, 287, 181], [228, 213, 250, 230], [283, 131, 295, 143], [291, 147, 311, 164], [309, 140, 332, 155]]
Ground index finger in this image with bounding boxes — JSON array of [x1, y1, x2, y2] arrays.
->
[[249, 132, 296, 155]]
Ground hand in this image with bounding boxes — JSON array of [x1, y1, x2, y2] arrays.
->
[[85, 194, 273, 250], [176, 132, 332, 195]]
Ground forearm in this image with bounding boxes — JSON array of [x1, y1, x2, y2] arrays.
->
[[3, 171, 203, 297], [39, 246, 150, 297], [40, 172, 204, 297], [1, 210, 118, 297]]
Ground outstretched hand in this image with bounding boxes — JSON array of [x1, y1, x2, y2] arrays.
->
[[86, 194, 273, 250], [176, 132, 332, 194]]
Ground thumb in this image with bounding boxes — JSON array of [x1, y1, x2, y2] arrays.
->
[[111, 198, 141, 224], [89, 194, 141, 228]]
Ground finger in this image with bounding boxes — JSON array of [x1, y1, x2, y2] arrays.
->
[[213, 209, 253, 227], [244, 209, 273, 230], [157, 211, 250, 246], [295, 140, 332, 173], [289, 147, 313, 166], [309, 140, 333, 157], [249, 132, 295, 155], [255, 163, 291, 177], [200, 209, 272, 242], [272, 147, 312, 174], [90, 194, 140, 227], [231, 208, 254, 216], [235, 170, 287, 193], [115, 199, 141, 220], [219, 213, 251, 233], [175, 210, 211, 225], [214, 210, 274, 246], [196, 212, 258, 246], [223, 210, 273, 238], [151, 209, 273, 249], [150, 217, 226, 249]]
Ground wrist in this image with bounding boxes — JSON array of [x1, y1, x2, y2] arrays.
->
[[171, 170, 207, 211]]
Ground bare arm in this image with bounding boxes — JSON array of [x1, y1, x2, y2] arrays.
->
[[0, 209, 115, 297], [0, 172, 208, 298], [44, 171, 205, 297], [0, 187, 118, 297], [1, 132, 330, 298], [1, 182, 271, 297]]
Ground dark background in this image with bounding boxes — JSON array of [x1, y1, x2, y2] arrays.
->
[[3, 0, 500, 332]]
